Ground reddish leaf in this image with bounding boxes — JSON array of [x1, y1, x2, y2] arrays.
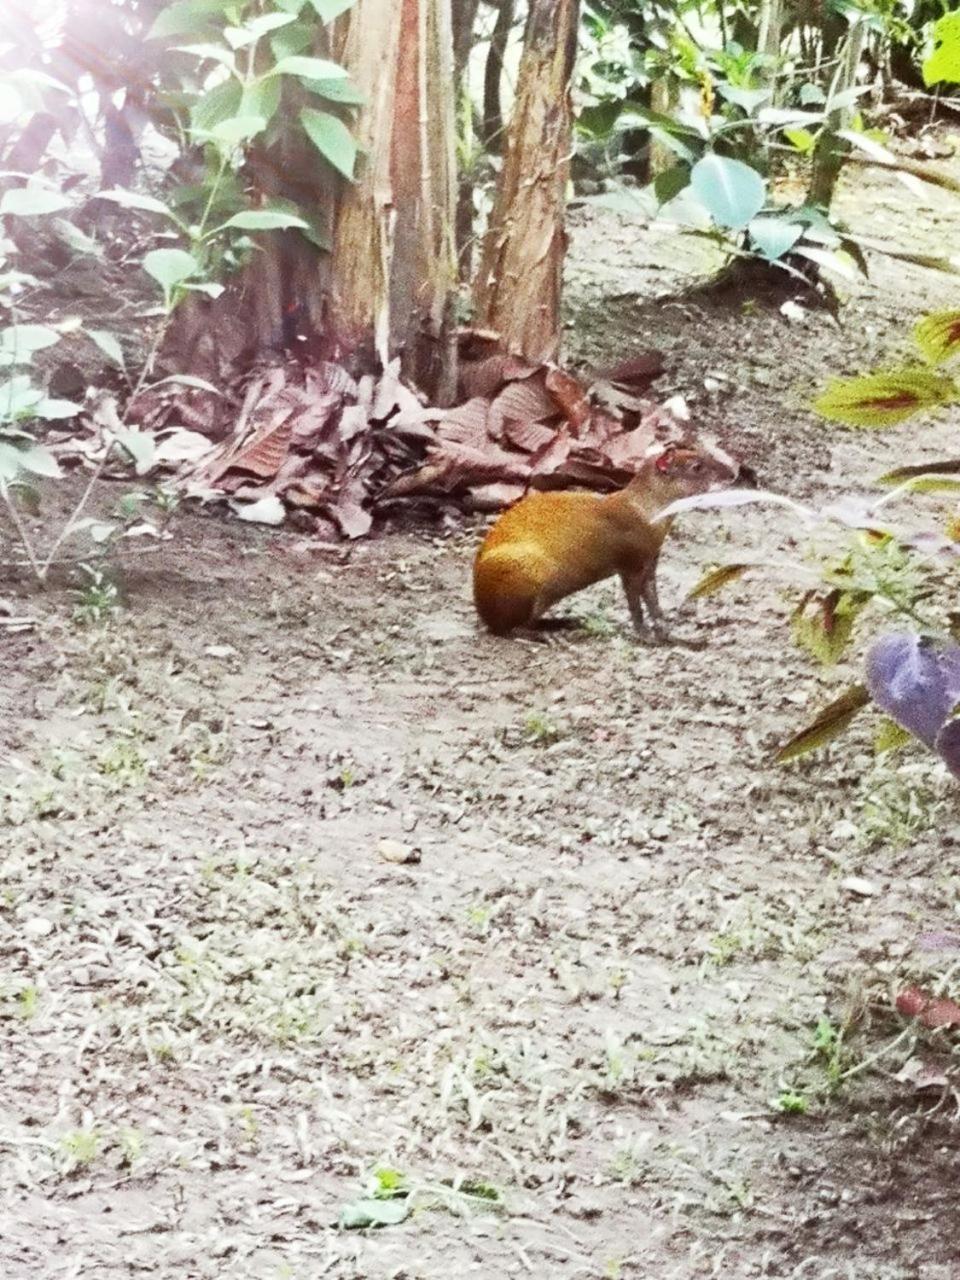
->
[[503, 418, 557, 453], [896, 985, 960, 1028], [593, 350, 666, 389], [544, 367, 592, 427]]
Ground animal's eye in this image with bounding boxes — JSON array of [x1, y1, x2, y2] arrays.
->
[[690, 461, 703, 473]]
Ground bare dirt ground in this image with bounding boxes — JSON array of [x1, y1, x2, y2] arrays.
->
[[3, 141, 960, 1280]]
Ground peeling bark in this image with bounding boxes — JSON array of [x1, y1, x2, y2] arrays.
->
[[474, 0, 580, 364]]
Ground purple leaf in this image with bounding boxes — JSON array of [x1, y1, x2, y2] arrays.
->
[[935, 718, 960, 779], [866, 632, 960, 748]]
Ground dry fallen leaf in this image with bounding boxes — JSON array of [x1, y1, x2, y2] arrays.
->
[[377, 839, 421, 865]]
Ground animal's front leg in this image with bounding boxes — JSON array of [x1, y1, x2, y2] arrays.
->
[[621, 568, 667, 645]]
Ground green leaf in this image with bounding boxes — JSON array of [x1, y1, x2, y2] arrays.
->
[[915, 311, 960, 366], [0, 325, 60, 363], [52, 218, 102, 258], [114, 430, 157, 475], [784, 127, 816, 154], [874, 717, 913, 755], [300, 108, 357, 179], [209, 115, 268, 148], [0, 375, 43, 418], [87, 329, 125, 368], [686, 563, 752, 600], [303, 77, 366, 105], [689, 154, 765, 230], [748, 216, 804, 262], [270, 20, 314, 60], [774, 684, 870, 764], [174, 42, 237, 69], [715, 83, 771, 115], [791, 243, 860, 282], [35, 398, 81, 420], [240, 77, 281, 127], [95, 188, 178, 220], [875, 457, 960, 485], [220, 209, 310, 231], [814, 367, 958, 427], [18, 444, 62, 477], [338, 1198, 409, 1229], [190, 79, 242, 138], [308, 0, 356, 20], [0, 441, 25, 481], [923, 11, 960, 87], [0, 187, 71, 217], [143, 248, 199, 293], [652, 164, 689, 206], [148, 0, 233, 40], [271, 55, 349, 80], [245, 12, 297, 37], [792, 589, 868, 665]]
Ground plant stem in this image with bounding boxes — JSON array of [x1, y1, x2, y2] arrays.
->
[[0, 479, 43, 579]]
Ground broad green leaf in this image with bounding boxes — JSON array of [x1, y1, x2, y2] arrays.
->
[[775, 684, 870, 763], [209, 114, 268, 148], [182, 282, 225, 297], [174, 42, 237, 69], [300, 108, 357, 179], [0, 324, 60, 363], [309, 0, 356, 20], [224, 26, 254, 49], [270, 20, 314, 60], [115, 430, 157, 475], [338, 1198, 409, 1229], [652, 164, 689, 206], [87, 329, 125, 368], [0, 441, 24, 481], [275, 0, 307, 10], [17, 444, 61, 477], [715, 83, 771, 115], [923, 11, 960, 87], [143, 248, 199, 293], [35, 398, 81, 419], [220, 209, 309, 231], [791, 243, 860, 282], [814, 367, 958, 427], [96, 188, 178, 220], [148, 0, 232, 40], [799, 82, 826, 105], [686, 563, 752, 600], [0, 375, 43, 418], [271, 55, 348, 80], [689, 154, 765, 230], [748, 216, 803, 262], [190, 78, 242, 137], [915, 311, 960, 366], [303, 76, 366, 105], [0, 187, 71, 217], [245, 11, 297, 37], [784, 127, 816, 153], [241, 77, 281, 127]]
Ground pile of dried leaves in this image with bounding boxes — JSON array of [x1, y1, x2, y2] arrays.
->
[[55, 333, 688, 538]]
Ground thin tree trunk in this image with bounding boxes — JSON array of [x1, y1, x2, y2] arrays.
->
[[474, 0, 580, 363], [808, 19, 867, 209], [452, 0, 481, 278], [482, 0, 515, 153], [648, 77, 678, 177], [330, 0, 459, 401]]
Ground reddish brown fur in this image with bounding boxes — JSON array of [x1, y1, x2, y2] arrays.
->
[[473, 445, 737, 636]]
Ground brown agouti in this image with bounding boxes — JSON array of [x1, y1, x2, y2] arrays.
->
[[473, 444, 739, 639]]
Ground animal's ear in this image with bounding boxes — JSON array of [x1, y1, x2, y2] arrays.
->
[[654, 447, 675, 474]]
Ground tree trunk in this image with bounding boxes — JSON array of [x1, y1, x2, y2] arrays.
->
[[647, 77, 678, 177], [474, 0, 580, 364], [452, 0, 481, 279], [330, 0, 459, 402], [807, 19, 867, 209], [481, 0, 515, 152], [161, 0, 458, 405]]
